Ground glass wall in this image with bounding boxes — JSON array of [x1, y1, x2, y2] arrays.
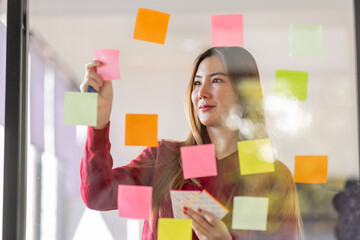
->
[[18, 0, 360, 239]]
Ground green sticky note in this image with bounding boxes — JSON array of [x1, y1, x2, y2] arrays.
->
[[158, 218, 192, 240], [232, 196, 268, 231], [63, 92, 97, 126], [275, 70, 308, 101], [238, 138, 275, 175], [289, 24, 323, 57]]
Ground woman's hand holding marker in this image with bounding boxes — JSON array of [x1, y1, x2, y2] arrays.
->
[[80, 60, 113, 129]]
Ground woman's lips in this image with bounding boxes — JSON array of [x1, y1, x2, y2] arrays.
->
[[199, 105, 215, 112]]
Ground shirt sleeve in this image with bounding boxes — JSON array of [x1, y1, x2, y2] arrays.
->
[[80, 122, 157, 210]]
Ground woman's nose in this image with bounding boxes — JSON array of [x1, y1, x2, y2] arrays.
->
[[199, 83, 210, 99]]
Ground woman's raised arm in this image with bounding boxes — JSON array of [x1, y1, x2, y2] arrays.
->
[[79, 61, 156, 210]]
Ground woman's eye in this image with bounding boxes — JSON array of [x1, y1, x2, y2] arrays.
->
[[193, 80, 201, 86], [213, 78, 223, 83]]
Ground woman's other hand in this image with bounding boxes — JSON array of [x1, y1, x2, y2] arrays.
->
[[80, 60, 113, 129], [184, 207, 232, 240]]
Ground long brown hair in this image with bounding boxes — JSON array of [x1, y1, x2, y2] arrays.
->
[[152, 47, 266, 213], [151, 47, 303, 238]]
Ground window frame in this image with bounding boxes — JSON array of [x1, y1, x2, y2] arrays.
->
[[2, 0, 28, 239]]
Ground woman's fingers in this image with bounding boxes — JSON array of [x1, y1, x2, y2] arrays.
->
[[79, 80, 89, 93], [197, 208, 219, 226], [185, 207, 213, 228], [87, 71, 104, 87], [80, 75, 101, 92], [185, 207, 216, 237], [184, 207, 232, 240], [80, 65, 104, 92], [85, 60, 101, 71], [80, 77, 101, 92]]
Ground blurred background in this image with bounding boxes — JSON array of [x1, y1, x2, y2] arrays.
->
[[0, 0, 359, 239]]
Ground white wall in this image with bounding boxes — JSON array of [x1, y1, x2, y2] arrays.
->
[[30, 2, 358, 177]]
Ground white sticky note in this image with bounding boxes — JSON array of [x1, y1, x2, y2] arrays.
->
[[190, 190, 229, 219], [232, 196, 269, 231], [170, 190, 201, 219]]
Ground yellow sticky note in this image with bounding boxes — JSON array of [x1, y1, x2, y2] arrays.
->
[[294, 155, 328, 183], [125, 114, 158, 147], [133, 8, 170, 44], [238, 139, 275, 175], [232, 196, 268, 231], [158, 218, 192, 240]]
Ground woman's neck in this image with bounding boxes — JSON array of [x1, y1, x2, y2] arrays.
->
[[207, 126, 239, 159]]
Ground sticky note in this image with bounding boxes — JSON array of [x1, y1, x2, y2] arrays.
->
[[294, 155, 328, 184], [180, 144, 217, 179], [170, 190, 201, 219], [289, 24, 323, 57], [190, 190, 229, 219], [117, 185, 152, 219], [232, 196, 269, 231], [237, 138, 275, 175], [125, 114, 158, 147], [275, 70, 308, 101], [158, 218, 192, 240], [211, 14, 244, 47], [93, 49, 121, 81], [63, 92, 97, 126], [133, 8, 170, 44]]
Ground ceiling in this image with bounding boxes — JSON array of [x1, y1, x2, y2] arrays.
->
[[0, 0, 352, 15]]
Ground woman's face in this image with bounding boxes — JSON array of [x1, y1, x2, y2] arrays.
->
[[191, 55, 239, 127]]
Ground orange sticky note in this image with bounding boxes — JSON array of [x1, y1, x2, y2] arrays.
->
[[294, 155, 328, 183], [125, 114, 158, 147], [133, 8, 170, 45]]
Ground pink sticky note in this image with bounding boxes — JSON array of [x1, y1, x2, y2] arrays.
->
[[93, 49, 121, 81], [180, 144, 217, 179], [211, 14, 244, 47], [117, 185, 152, 219]]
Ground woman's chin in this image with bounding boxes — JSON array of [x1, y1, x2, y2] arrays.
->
[[199, 118, 220, 128]]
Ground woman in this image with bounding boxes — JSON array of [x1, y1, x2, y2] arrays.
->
[[80, 47, 303, 239]]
